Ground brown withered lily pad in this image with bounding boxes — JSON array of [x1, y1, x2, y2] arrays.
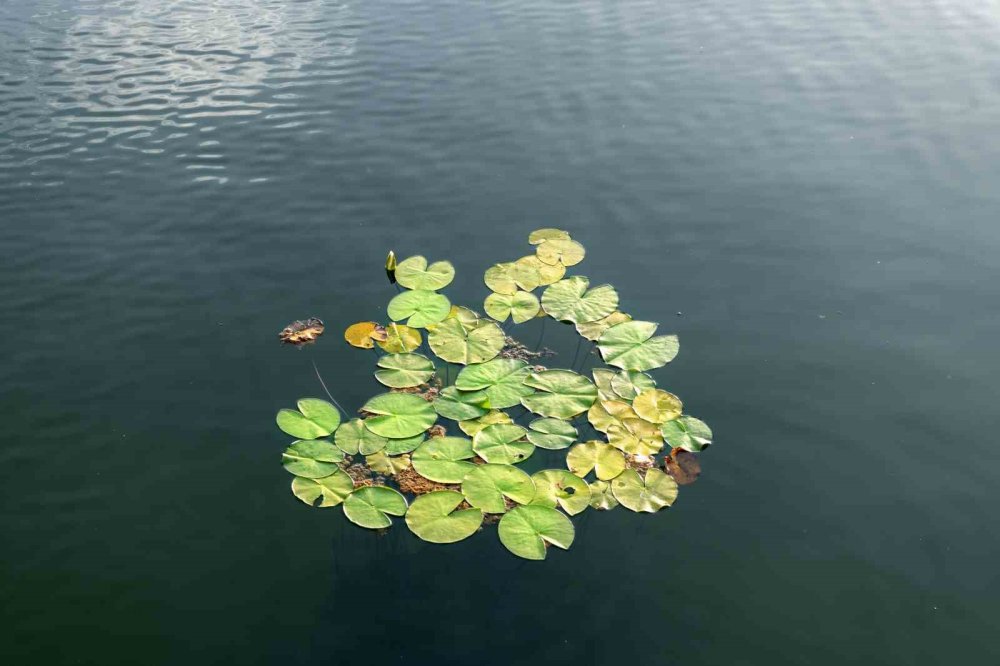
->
[[396, 465, 458, 495], [279, 317, 325, 347], [664, 447, 701, 485]]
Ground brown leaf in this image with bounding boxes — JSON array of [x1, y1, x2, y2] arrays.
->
[[664, 447, 701, 485], [278, 317, 325, 347], [344, 321, 388, 348]]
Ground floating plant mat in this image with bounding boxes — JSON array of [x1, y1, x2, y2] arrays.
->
[[273, 230, 715, 560]]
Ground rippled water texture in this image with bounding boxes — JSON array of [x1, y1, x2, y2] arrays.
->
[[2, 1, 1000, 664]]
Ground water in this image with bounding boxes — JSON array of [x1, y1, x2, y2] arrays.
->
[[2, 0, 999, 663]]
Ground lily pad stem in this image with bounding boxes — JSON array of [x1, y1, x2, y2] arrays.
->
[[533, 317, 546, 351], [312, 360, 349, 417]]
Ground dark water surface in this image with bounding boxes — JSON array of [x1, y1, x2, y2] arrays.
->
[[2, 0, 999, 663]]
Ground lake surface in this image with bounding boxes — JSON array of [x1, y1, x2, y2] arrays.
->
[[2, 0, 999, 663]]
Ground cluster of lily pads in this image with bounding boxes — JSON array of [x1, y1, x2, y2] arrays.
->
[[276, 229, 713, 560]]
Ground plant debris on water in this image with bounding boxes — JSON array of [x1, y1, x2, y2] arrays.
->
[[273, 231, 716, 560]]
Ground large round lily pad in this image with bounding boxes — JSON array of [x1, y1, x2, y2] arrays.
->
[[461, 464, 535, 513], [343, 486, 408, 528], [526, 417, 577, 450], [276, 398, 341, 439], [361, 393, 437, 438], [472, 424, 534, 464], [405, 490, 483, 543], [536, 238, 585, 267], [632, 388, 683, 424], [387, 289, 451, 328], [454, 358, 534, 409], [566, 441, 626, 480], [428, 317, 505, 365], [498, 505, 575, 560], [530, 469, 591, 515], [334, 419, 388, 455], [611, 468, 678, 512], [520, 370, 597, 419], [660, 415, 713, 452], [291, 469, 355, 507], [394, 255, 456, 291], [541, 277, 619, 324], [411, 436, 477, 483], [433, 386, 491, 421], [377, 323, 422, 353], [598, 320, 679, 371], [374, 353, 436, 388], [484, 290, 540, 324], [281, 439, 345, 478]]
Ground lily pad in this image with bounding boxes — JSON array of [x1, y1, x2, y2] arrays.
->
[[276, 398, 341, 439], [384, 433, 425, 455], [498, 505, 575, 560], [458, 410, 513, 437], [587, 399, 637, 433], [394, 255, 455, 291], [377, 323, 422, 353], [484, 262, 518, 295], [374, 352, 436, 388], [528, 228, 571, 245], [344, 321, 388, 349], [611, 468, 678, 512], [515, 255, 564, 288], [473, 424, 534, 464], [281, 439, 345, 478], [334, 419, 388, 455], [291, 470, 355, 507], [343, 486, 408, 529], [520, 370, 597, 419], [484, 290, 540, 324], [387, 289, 451, 328], [361, 393, 437, 439], [566, 441, 626, 480], [576, 311, 632, 341], [541, 277, 619, 324], [592, 368, 618, 401], [632, 388, 683, 424], [433, 386, 491, 421], [598, 321, 679, 371], [437, 305, 481, 333], [428, 317, 505, 365], [411, 436, 477, 483], [607, 422, 663, 456], [664, 448, 701, 485], [610, 370, 657, 401], [530, 469, 591, 516], [455, 358, 534, 409], [405, 491, 483, 543], [365, 451, 411, 476], [461, 464, 535, 513], [588, 480, 619, 510], [526, 417, 577, 450], [660, 415, 713, 452], [536, 238, 585, 266]]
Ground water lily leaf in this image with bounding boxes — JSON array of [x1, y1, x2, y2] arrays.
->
[[394, 255, 456, 291], [530, 469, 591, 515], [384, 433, 425, 455], [361, 393, 437, 438], [343, 486, 408, 529], [592, 368, 618, 401], [458, 410, 513, 437], [428, 317, 505, 365], [411, 436, 477, 483], [566, 441, 626, 480], [610, 370, 657, 401], [498, 505, 575, 560], [484, 291, 540, 324], [588, 480, 619, 510], [291, 470, 355, 507], [528, 228, 571, 245], [611, 468, 678, 512], [632, 388, 683, 424], [433, 386, 491, 421], [607, 422, 663, 456], [598, 321, 679, 371], [279, 317, 325, 347], [377, 323, 422, 353], [461, 464, 535, 513], [387, 289, 451, 328], [405, 491, 483, 543], [344, 321, 388, 349], [484, 262, 518, 295], [576, 311, 631, 341], [664, 448, 701, 485], [281, 439, 345, 478], [374, 353, 436, 388], [587, 399, 633, 433], [473, 424, 534, 464], [660, 415, 713, 452], [334, 419, 388, 455], [536, 238, 585, 266], [526, 417, 577, 450], [455, 358, 534, 409], [365, 451, 411, 476], [515, 255, 564, 288], [520, 370, 597, 419], [437, 305, 480, 333], [276, 398, 341, 439], [541, 277, 619, 324]]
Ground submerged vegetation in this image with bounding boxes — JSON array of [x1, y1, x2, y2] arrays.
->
[[275, 230, 714, 560]]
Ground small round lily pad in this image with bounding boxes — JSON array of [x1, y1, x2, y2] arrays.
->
[[344, 321, 388, 349], [433, 386, 491, 421], [514, 255, 564, 288], [576, 311, 632, 341], [281, 439, 345, 478], [598, 320, 679, 371], [632, 388, 683, 424], [365, 451, 411, 476], [361, 393, 437, 439], [411, 436, 477, 483], [528, 228, 571, 245], [276, 398, 341, 439], [498, 505, 575, 560], [520, 370, 597, 419], [454, 358, 534, 409], [384, 433, 425, 455], [536, 238, 585, 266], [565, 441, 626, 480], [660, 415, 713, 452], [334, 419, 388, 455], [588, 480, 619, 510], [374, 352, 436, 388], [458, 410, 513, 437], [291, 469, 355, 507], [428, 317, 505, 365], [525, 418, 577, 450], [530, 469, 591, 516], [387, 289, 452, 328], [377, 323, 422, 353], [610, 370, 657, 401], [343, 486, 408, 529], [611, 468, 678, 512], [472, 424, 534, 464], [394, 256, 456, 291], [541, 277, 619, 324], [405, 490, 483, 543], [484, 290, 540, 324], [484, 262, 518, 295], [461, 464, 535, 513]]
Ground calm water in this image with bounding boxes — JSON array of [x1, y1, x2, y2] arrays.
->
[[2, 0, 999, 663]]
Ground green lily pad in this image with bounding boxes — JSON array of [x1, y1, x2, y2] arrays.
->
[[530, 469, 591, 515], [473, 424, 534, 464], [536, 238, 585, 266], [365, 451, 411, 476], [515, 255, 565, 288], [484, 262, 518, 295], [384, 433, 425, 455], [611, 468, 678, 512], [607, 420, 664, 456], [437, 305, 480, 333], [411, 436, 477, 483], [454, 358, 534, 409], [276, 398, 341, 439], [334, 419, 388, 455], [528, 228, 571, 245], [520, 370, 597, 419], [525, 418, 577, 450], [281, 439, 345, 478], [498, 505, 575, 560], [405, 491, 483, 543], [566, 441, 626, 480], [458, 410, 513, 436], [361, 393, 437, 438], [290, 470, 355, 507], [428, 317, 505, 365], [461, 464, 535, 513], [394, 255, 456, 291], [660, 415, 713, 452], [433, 386, 491, 421], [576, 311, 632, 341], [387, 289, 451, 328], [484, 290, 540, 324], [632, 388, 683, 424], [377, 323, 422, 353], [598, 321, 679, 371], [610, 370, 657, 401], [374, 353, 436, 388], [592, 368, 618, 401], [588, 480, 619, 510], [343, 486, 408, 529], [541, 277, 619, 324]]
